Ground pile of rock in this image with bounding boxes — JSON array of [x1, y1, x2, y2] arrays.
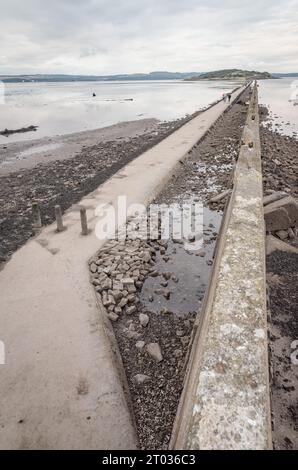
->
[[89, 238, 157, 322]]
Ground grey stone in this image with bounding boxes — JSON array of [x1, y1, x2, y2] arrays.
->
[[113, 281, 123, 291], [126, 330, 141, 340], [126, 306, 137, 315], [160, 307, 171, 315], [132, 374, 150, 385], [146, 343, 163, 362], [149, 270, 159, 277], [264, 196, 298, 231], [102, 278, 112, 290], [122, 278, 135, 287], [118, 298, 128, 308], [127, 285, 137, 293], [108, 312, 119, 322], [176, 329, 184, 337], [90, 263, 97, 273], [163, 289, 171, 300], [139, 313, 149, 327], [276, 230, 288, 240], [113, 291, 123, 302], [173, 349, 183, 358], [127, 294, 136, 303], [162, 272, 172, 280], [135, 340, 145, 350]]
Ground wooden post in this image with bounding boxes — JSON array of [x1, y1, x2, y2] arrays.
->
[[80, 207, 88, 235], [55, 205, 65, 232], [32, 202, 42, 229]]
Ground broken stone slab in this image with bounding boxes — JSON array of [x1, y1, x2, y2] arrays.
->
[[266, 235, 298, 255], [264, 196, 298, 232], [146, 343, 163, 362], [209, 189, 231, 204], [263, 191, 288, 206], [276, 230, 288, 240]]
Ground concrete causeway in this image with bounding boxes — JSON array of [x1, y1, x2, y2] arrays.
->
[[0, 86, 246, 449], [171, 84, 272, 450]]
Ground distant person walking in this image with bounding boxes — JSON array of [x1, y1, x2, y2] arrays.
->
[[227, 93, 232, 103]]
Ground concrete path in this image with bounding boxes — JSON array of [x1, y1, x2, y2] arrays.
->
[[0, 86, 246, 449]]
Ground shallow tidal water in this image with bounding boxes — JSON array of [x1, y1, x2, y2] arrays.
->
[[140, 207, 222, 317], [259, 78, 298, 137], [0, 79, 241, 143]]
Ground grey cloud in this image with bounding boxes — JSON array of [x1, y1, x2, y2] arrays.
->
[[0, 0, 297, 74]]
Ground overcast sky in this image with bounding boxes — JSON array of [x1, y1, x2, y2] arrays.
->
[[0, 0, 297, 75]]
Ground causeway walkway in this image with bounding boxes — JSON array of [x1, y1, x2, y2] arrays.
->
[[0, 86, 246, 449]]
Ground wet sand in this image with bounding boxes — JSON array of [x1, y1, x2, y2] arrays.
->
[[0, 118, 161, 175]]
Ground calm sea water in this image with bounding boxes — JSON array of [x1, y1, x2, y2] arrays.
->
[[1, 78, 297, 144], [0, 79, 240, 143], [258, 78, 298, 137]]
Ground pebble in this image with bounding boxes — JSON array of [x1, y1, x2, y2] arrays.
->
[[126, 305, 137, 315], [126, 330, 141, 340], [146, 343, 163, 362], [122, 277, 135, 287], [135, 340, 145, 350], [150, 270, 159, 277], [90, 263, 97, 273], [118, 298, 128, 308], [107, 312, 119, 322], [133, 374, 150, 385], [160, 307, 172, 315], [163, 289, 171, 300], [139, 313, 149, 327], [162, 272, 172, 280]]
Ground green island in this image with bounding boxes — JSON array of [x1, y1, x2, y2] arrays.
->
[[185, 68, 274, 81]]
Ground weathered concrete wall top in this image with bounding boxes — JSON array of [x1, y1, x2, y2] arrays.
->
[[171, 83, 272, 450]]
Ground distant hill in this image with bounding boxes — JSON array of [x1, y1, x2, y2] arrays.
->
[[272, 73, 298, 77], [186, 69, 274, 81], [0, 71, 202, 83]]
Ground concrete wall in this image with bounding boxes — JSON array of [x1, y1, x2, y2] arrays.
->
[[171, 83, 272, 450]]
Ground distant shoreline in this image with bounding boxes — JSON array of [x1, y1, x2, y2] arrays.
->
[[1, 72, 298, 84]]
